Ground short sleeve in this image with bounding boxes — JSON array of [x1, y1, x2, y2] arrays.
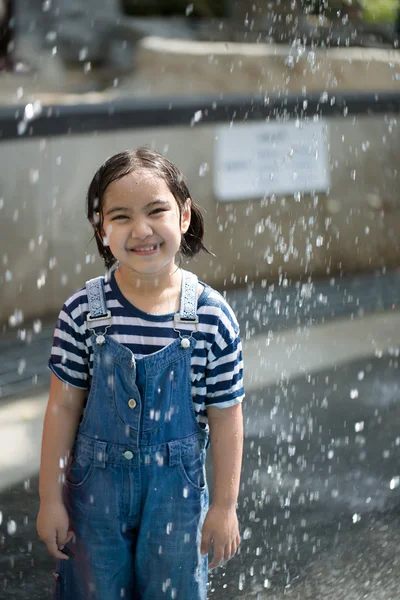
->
[[48, 299, 90, 390], [205, 302, 245, 409]]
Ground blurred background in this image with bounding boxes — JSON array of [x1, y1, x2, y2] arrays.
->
[[1, 1, 400, 599]]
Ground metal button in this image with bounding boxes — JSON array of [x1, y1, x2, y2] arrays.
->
[[123, 451, 133, 460], [128, 398, 137, 409]]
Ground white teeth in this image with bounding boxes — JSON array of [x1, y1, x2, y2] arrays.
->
[[134, 244, 157, 252]]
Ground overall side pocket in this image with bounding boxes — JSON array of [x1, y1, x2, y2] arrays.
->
[[65, 453, 94, 489]]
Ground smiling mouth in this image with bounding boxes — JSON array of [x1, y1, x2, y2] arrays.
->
[[130, 244, 160, 253]]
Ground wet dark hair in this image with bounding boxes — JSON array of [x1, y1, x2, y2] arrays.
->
[[87, 147, 212, 269]]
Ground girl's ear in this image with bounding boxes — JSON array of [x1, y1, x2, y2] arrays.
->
[[180, 198, 192, 234]]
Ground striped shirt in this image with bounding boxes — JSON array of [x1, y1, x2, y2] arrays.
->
[[49, 270, 244, 429]]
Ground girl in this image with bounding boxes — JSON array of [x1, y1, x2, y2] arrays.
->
[[37, 147, 244, 600]]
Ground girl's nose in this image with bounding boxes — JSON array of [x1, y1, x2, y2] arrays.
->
[[131, 218, 153, 239]]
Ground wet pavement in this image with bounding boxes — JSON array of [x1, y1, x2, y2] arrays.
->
[[1, 349, 400, 599]]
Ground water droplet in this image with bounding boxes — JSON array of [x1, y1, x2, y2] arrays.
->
[[390, 477, 400, 490], [185, 3, 194, 16], [320, 91, 328, 103], [5, 269, 12, 282], [7, 520, 17, 535], [192, 110, 203, 124], [79, 47, 89, 61], [9, 309, 24, 327], [285, 55, 295, 68], [24, 104, 35, 120], [243, 527, 252, 540], [350, 389, 359, 399], [17, 121, 27, 135], [355, 421, 364, 432], [199, 162, 209, 177], [49, 256, 57, 269], [45, 30, 57, 42], [24, 100, 42, 121], [33, 319, 42, 334], [357, 371, 364, 380], [29, 169, 39, 184], [37, 272, 46, 289], [238, 573, 245, 591], [316, 235, 324, 247], [352, 513, 361, 524]]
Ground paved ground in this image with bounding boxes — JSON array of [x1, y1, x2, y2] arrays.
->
[[1, 353, 400, 599], [1, 270, 400, 599]]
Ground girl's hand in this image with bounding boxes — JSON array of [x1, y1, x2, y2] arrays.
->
[[37, 501, 74, 560], [200, 504, 240, 570]]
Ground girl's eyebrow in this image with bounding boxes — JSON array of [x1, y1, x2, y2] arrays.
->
[[105, 199, 170, 216]]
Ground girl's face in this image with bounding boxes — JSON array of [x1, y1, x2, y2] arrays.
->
[[102, 170, 191, 277]]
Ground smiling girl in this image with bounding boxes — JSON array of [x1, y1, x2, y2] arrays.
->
[[37, 147, 244, 600]]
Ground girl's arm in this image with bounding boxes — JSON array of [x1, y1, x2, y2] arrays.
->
[[37, 373, 86, 559], [201, 403, 244, 569]]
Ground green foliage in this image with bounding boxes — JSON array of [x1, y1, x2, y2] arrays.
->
[[361, 0, 398, 23]]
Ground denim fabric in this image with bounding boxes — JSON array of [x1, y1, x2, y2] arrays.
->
[[54, 292, 209, 599]]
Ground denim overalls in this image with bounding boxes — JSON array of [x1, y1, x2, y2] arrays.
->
[[55, 270, 209, 600]]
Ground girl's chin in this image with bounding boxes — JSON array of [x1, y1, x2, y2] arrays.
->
[[118, 257, 178, 276]]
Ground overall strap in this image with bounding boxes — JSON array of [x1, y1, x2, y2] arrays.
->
[[86, 276, 111, 323], [175, 269, 199, 325]]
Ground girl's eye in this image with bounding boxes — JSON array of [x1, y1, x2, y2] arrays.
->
[[150, 208, 166, 215], [112, 215, 129, 221]]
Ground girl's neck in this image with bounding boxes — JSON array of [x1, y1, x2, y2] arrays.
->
[[114, 263, 182, 299]]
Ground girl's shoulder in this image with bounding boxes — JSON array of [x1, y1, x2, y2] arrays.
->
[[60, 274, 112, 324], [197, 281, 240, 332], [59, 284, 92, 331]]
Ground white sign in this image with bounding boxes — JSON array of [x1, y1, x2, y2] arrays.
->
[[213, 120, 330, 202]]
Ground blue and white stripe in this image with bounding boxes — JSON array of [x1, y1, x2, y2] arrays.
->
[[49, 271, 244, 429]]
